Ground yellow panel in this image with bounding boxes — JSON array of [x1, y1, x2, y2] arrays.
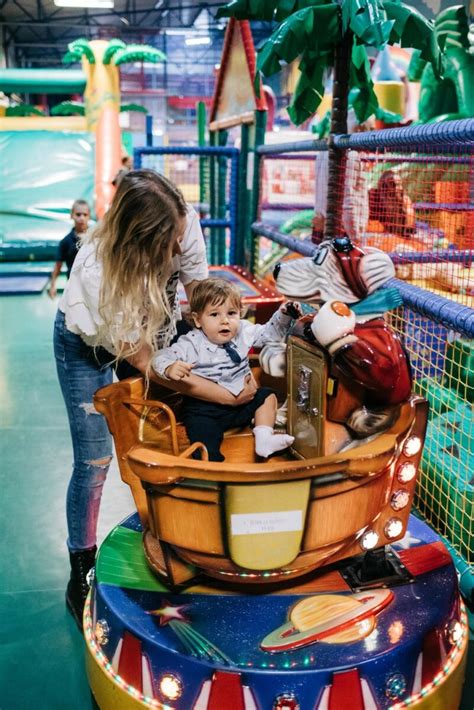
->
[[374, 81, 405, 115], [224, 479, 311, 570], [213, 23, 257, 128]]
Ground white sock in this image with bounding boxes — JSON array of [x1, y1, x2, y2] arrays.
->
[[254, 425, 295, 458]]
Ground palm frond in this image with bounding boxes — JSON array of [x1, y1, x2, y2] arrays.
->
[[434, 5, 470, 52], [349, 44, 379, 123], [218, 0, 333, 22], [407, 49, 426, 81], [66, 38, 96, 64], [51, 101, 85, 116], [217, 0, 279, 21], [342, 0, 393, 48], [103, 39, 126, 65], [311, 109, 331, 138], [287, 55, 327, 124], [374, 105, 402, 123], [113, 45, 166, 66], [120, 103, 148, 113], [257, 5, 339, 77], [384, 1, 441, 77], [63, 50, 83, 65], [6, 104, 45, 117]]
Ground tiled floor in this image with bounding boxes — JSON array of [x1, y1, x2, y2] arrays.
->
[[0, 292, 472, 709]]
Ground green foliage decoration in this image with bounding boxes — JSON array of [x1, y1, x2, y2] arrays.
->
[[112, 45, 166, 66], [64, 38, 96, 64], [102, 39, 127, 65], [120, 103, 148, 113], [5, 104, 45, 116], [50, 101, 85, 116], [218, 0, 442, 125]]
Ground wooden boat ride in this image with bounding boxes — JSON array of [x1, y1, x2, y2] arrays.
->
[[94, 335, 428, 588], [88, 335, 467, 710]]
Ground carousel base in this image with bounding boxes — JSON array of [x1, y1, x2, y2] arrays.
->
[[85, 513, 468, 710]]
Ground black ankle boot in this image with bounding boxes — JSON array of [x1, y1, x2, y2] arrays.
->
[[66, 546, 97, 631]]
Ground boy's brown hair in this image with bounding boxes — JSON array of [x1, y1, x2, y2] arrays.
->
[[190, 278, 242, 315]]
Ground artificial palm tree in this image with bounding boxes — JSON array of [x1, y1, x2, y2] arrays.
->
[[63, 38, 165, 216], [218, 0, 442, 239], [51, 100, 148, 117]]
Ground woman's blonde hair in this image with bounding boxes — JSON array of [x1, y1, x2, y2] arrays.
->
[[94, 169, 187, 361]]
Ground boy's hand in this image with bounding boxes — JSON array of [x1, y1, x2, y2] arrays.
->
[[165, 361, 195, 381], [47, 285, 57, 299], [280, 301, 303, 319]]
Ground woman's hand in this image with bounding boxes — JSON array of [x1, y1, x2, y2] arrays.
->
[[232, 373, 258, 405]]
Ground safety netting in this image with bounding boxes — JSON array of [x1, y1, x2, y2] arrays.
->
[[135, 145, 239, 266], [252, 119, 474, 579]]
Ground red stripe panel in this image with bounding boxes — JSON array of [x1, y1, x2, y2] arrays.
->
[[117, 632, 143, 692], [398, 542, 451, 576], [328, 669, 364, 710], [208, 671, 246, 710], [421, 629, 443, 687]]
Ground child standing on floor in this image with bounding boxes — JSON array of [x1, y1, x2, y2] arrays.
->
[[48, 199, 91, 299], [153, 278, 298, 461]]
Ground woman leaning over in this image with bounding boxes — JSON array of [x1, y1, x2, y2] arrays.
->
[[53, 169, 257, 628]]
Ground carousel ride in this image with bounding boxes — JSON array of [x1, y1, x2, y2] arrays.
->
[[84, 239, 468, 710], [83, 5, 469, 707]]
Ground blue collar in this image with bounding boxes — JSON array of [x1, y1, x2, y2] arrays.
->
[[351, 288, 402, 316]]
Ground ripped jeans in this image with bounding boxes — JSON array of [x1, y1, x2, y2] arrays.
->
[[54, 310, 124, 551]]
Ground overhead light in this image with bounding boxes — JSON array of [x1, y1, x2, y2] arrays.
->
[[54, 0, 114, 7], [165, 29, 189, 36], [119, 16, 130, 24], [185, 36, 211, 46]]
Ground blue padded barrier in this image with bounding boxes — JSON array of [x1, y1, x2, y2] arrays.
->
[[253, 120, 474, 154], [134, 145, 240, 159], [334, 118, 474, 151], [252, 222, 316, 257], [257, 139, 328, 156]]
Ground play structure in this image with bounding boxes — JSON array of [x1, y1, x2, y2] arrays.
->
[[0, 3, 470, 705], [0, 39, 163, 261], [81, 7, 473, 707]]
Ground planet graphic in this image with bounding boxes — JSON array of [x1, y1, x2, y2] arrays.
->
[[261, 589, 393, 652]]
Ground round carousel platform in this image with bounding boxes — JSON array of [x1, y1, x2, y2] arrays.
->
[[85, 513, 468, 710]]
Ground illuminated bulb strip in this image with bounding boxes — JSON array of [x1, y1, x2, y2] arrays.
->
[[389, 608, 468, 709], [85, 595, 467, 710], [217, 568, 296, 578], [84, 596, 171, 709]]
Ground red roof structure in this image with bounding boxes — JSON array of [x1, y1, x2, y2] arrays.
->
[[209, 18, 267, 131]]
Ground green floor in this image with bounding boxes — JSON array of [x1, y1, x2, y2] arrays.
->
[[0, 294, 133, 709], [0, 293, 473, 709]]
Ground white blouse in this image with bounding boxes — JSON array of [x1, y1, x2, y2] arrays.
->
[[59, 205, 208, 354]]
